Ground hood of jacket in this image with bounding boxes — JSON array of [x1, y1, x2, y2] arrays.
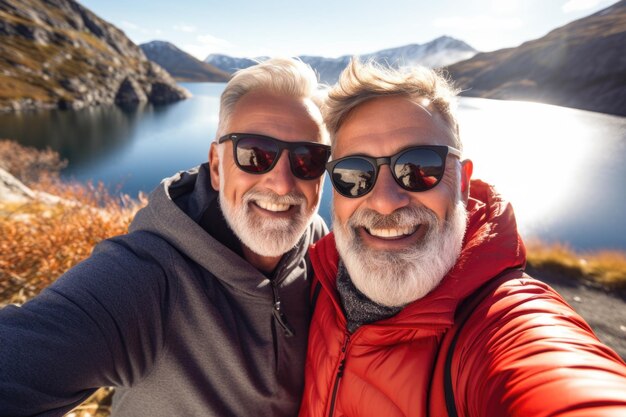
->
[[309, 179, 526, 333], [129, 163, 322, 298]]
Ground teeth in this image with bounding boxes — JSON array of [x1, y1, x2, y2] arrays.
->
[[367, 226, 417, 238], [256, 200, 291, 212]]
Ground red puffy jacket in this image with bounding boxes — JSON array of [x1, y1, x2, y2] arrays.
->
[[299, 180, 626, 417]]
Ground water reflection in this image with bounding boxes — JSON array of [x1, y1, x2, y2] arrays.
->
[[0, 83, 223, 193], [0, 86, 624, 250], [0, 104, 142, 165], [458, 98, 626, 250]]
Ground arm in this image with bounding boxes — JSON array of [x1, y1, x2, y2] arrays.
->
[[454, 277, 626, 417], [0, 232, 176, 416]]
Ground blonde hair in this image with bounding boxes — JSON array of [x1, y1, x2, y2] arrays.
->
[[324, 59, 461, 149], [216, 57, 326, 139]]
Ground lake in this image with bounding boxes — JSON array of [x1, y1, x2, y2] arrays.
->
[[1, 82, 625, 251]]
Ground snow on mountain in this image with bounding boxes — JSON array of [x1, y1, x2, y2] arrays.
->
[[362, 36, 477, 69], [205, 36, 477, 84], [203, 54, 260, 73]]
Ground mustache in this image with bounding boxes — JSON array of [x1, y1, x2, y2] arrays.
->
[[243, 189, 306, 206], [346, 206, 439, 230]]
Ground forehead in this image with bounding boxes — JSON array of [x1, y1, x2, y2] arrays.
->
[[228, 91, 324, 143], [334, 96, 456, 157]]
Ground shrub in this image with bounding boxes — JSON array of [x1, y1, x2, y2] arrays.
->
[[0, 139, 67, 184]]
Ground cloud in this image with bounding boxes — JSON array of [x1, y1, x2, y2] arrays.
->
[[562, 0, 603, 13], [433, 15, 523, 31], [490, 0, 522, 15], [197, 34, 232, 48], [173, 24, 197, 33], [182, 34, 233, 60], [120, 21, 162, 37], [120, 21, 140, 30]]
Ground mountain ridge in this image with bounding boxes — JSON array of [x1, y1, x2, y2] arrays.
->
[[140, 41, 230, 82], [446, 0, 626, 116], [205, 35, 477, 84]]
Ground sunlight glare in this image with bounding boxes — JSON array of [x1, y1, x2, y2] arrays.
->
[[459, 99, 593, 239]]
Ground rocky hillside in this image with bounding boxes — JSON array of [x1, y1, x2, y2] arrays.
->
[[447, 0, 626, 116], [0, 0, 190, 112], [140, 41, 229, 82], [205, 36, 477, 84]]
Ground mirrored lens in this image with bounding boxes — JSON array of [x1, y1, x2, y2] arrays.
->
[[330, 158, 376, 197], [291, 145, 329, 179], [393, 148, 444, 191], [236, 136, 278, 173]]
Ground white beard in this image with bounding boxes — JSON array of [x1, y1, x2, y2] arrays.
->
[[333, 200, 468, 307], [218, 164, 319, 258]]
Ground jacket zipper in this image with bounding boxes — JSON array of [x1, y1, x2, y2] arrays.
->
[[271, 279, 295, 337], [327, 333, 351, 417]]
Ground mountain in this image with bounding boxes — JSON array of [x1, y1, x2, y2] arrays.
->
[[300, 36, 476, 84], [446, 0, 626, 116], [204, 54, 261, 74], [296, 56, 351, 85], [362, 36, 477, 68], [205, 36, 477, 84], [0, 0, 190, 112], [140, 41, 230, 82]]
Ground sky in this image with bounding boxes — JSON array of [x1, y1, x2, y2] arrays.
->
[[78, 0, 620, 60]]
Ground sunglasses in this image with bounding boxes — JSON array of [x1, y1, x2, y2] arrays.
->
[[218, 133, 331, 180], [326, 145, 461, 198]]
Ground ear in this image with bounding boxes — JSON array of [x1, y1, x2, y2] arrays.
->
[[460, 159, 473, 204], [209, 142, 221, 191]]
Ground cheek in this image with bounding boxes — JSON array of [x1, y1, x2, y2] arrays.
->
[[302, 180, 324, 208], [432, 167, 460, 219], [332, 192, 360, 224], [415, 187, 456, 222], [221, 167, 258, 203]]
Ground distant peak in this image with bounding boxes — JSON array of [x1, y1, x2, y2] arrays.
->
[[141, 40, 178, 50]]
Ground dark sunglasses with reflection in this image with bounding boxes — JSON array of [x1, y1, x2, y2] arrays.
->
[[326, 145, 461, 198], [218, 133, 331, 180]]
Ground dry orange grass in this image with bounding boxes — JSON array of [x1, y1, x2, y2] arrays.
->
[[0, 139, 145, 306], [0, 139, 67, 184], [0, 178, 145, 306], [526, 239, 626, 291]]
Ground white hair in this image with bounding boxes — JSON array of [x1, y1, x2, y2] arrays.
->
[[216, 57, 326, 139], [324, 58, 461, 151]]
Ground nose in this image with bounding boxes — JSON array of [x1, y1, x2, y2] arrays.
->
[[365, 165, 411, 215], [262, 150, 297, 195]]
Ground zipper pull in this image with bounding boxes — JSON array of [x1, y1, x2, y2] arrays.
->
[[337, 359, 345, 377], [341, 333, 351, 352], [271, 281, 295, 337]]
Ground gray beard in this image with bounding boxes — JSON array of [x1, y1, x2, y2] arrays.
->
[[219, 187, 314, 258], [333, 200, 468, 307]]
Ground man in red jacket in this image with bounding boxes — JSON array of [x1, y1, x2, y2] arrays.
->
[[298, 59, 626, 417]]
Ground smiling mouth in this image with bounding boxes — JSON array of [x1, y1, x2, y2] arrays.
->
[[365, 225, 419, 239], [254, 200, 292, 213]]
